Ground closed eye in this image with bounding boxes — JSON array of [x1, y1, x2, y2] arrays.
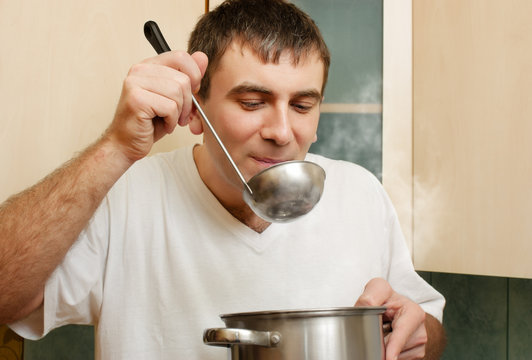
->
[[291, 100, 317, 114], [240, 100, 265, 110], [290, 89, 322, 114]]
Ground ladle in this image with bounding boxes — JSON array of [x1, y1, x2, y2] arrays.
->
[[143, 21, 325, 222]]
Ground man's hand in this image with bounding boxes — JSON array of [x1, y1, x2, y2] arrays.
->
[[106, 50, 208, 162], [355, 278, 445, 360]]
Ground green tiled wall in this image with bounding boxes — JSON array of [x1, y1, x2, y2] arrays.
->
[[420, 273, 532, 360], [508, 278, 532, 359], [311, 113, 382, 179], [293, 0, 383, 104], [294, 0, 383, 179], [23, 1, 532, 360], [24, 325, 94, 359]]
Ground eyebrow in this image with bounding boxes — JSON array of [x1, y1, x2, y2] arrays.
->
[[227, 83, 273, 97], [294, 89, 323, 102], [227, 82, 322, 101]]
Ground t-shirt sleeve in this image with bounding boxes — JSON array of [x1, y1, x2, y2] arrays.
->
[[381, 187, 446, 323], [9, 197, 110, 340]]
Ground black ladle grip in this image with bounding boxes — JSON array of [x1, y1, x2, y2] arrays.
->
[[144, 21, 171, 54]]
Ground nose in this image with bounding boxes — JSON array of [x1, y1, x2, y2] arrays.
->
[[260, 106, 294, 146]]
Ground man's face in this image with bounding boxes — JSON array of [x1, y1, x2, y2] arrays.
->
[[197, 41, 324, 192]]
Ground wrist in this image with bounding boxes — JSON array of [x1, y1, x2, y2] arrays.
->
[[88, 134, 137, 183]]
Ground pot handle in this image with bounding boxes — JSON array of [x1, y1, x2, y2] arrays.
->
[[203, 328, 282, 348]]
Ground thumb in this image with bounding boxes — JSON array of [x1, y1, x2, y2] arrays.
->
[[355, 278, 393, 307], [191, 51, 208, 93]]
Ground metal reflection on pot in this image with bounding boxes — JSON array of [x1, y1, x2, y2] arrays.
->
[[203, 307, 387, 360]]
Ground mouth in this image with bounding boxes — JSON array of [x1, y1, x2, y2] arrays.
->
[[251, 156, 288, 168]]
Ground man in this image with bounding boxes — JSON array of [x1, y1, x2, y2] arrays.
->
[[0, 0, 445, 359]]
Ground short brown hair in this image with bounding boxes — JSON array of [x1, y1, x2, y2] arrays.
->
[[188, 0, 331, 99]]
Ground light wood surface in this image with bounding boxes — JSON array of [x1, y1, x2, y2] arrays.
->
[[209, 0, 225, 10], [382, 0, 414, 253], [411, 0, 532, 277], [0, 0, 204, 203]]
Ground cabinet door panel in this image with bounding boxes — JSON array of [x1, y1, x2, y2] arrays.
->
[[0, 0, 204, 203], [412, 0, 532, 277]]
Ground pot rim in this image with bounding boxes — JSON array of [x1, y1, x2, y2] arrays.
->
[[220, 306, 386, 320]]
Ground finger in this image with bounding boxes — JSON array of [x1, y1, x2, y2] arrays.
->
[[146, 93, 180, 139], [400, 321, 427, 353], [128, 64, 194, 127], [385, 322, 427, 360], [144, 50, 204, 90], [355, 278, 394, 307], [396, 344, 425, 360], [385, 305, 426, 360], [143, 74, 191, 128], [190, 51, 209, 92], [125, 85, 180, 139], [142, 51, 209, 126]]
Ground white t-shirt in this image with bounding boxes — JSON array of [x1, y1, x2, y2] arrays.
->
[[11, 146, 444, 360]]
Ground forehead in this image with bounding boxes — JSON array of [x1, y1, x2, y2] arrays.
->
[[212, 41, 325, 93]]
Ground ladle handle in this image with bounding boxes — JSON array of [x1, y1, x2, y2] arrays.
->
[[143, 21, 253, 195], [190, 97, 252, 195], [144, 20, 171, 53]]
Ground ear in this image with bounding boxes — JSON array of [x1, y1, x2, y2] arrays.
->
[[188, 105, 204, 135]]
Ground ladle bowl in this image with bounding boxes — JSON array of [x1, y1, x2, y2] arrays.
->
[[144, 21, 326, 222], [244, 160, 325, 222]]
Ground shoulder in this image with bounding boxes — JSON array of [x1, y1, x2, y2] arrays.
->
[[123, 147, 192, 181], [108, 146, 194, 198], [305, 153, 382, 189], [306, 153, 394, 217], [131, 146, 190, 173]]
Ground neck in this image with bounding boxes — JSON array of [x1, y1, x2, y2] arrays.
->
[[224, 204, 271, 233], [193, 145, 271, 233]]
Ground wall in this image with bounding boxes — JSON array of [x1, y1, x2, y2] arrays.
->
[[0, 0, 203, 204], [420, 272, 532, 359], [294, 0, 383, 178]]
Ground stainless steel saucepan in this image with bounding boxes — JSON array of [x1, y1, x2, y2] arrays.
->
[[203, 307, 390, 360]]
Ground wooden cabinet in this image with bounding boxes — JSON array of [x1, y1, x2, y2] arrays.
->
[[0, 0, 204, 203], [383, 0, 532, 278]]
